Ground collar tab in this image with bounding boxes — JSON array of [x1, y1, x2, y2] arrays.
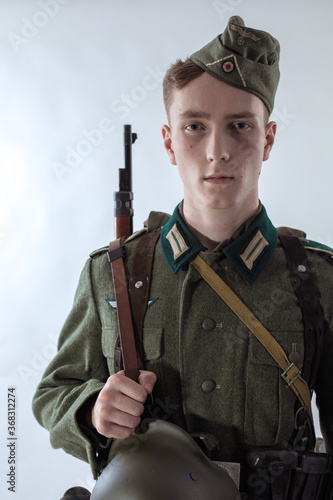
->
[[161, 205, 205, 274], [223, 206, 278, 283]]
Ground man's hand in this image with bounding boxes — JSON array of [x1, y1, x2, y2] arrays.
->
[[91, 370, 156, 439]]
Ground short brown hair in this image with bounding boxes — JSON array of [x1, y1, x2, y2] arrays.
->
[[163, 59, 205, 121]]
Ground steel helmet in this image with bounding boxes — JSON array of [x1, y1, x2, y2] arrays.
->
[[90, 419, 240, 500], [60, 486, 91, 499]]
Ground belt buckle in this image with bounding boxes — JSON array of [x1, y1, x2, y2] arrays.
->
[[281, 362, 301, 386]]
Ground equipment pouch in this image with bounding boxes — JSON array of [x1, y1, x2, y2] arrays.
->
[[243, 447, 333, 500]]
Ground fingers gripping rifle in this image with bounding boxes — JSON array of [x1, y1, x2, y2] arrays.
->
[[114, 124, 137, 239]]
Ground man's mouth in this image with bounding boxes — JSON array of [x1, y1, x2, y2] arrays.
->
[[204, 174, 234, 185]]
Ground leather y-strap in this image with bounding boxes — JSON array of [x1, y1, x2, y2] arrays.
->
[[128, 229, 161, 369], [108, 239, 139, 382], [278, 232, 325, 392], [109, 229, 161, 380], [190, 254, 314, 435]]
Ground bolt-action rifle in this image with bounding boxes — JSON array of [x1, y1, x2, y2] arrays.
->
[[114, 124, 137, 239], [59, 127, 139, 500]]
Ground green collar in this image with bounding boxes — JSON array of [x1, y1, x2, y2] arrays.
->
[[160, 205, 206, 274], [161, 204, 278, 283]]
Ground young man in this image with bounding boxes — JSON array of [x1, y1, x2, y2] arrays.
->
[[33, 16, 333, 497]]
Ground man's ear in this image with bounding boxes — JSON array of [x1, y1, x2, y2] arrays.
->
[[162, 125, 177, 165], [263, 121, 277, 161]]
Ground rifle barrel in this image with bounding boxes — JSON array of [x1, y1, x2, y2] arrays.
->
[[114, 124, 137, 239]]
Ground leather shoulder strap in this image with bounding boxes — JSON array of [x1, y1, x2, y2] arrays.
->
[[109, 229, 161, 378], [278, 232, 325, 392], [128, 229, 161, 369]]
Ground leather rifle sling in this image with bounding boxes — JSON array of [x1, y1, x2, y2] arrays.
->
[[190, 254, 315, 434], [108, 239, 140, 382]]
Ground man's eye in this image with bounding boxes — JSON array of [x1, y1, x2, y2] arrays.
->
[[233, 122, 249, 130], [185, 123, 202, 131]]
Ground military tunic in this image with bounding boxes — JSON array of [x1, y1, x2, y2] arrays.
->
[[32, 204, 333, 479]]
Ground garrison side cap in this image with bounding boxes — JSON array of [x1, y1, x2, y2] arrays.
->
[[189, 15, 280, 115]]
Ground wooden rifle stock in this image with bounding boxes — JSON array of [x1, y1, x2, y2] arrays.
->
[[114, 217, 132, 241], [114, 124, 137, 239]]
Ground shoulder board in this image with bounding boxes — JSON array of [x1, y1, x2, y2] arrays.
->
[[125, 211, 171, 244], [89, 246, 109, 259], [278, 226, 333, 260], [301, 238, 333, 259], [125, 228, 148, 244], [145, 211, 171, 231], [277, 226, 306, 238]]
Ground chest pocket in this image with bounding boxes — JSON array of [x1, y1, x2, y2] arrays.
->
[[244, 331, 304, 446], [101, 326, 164, 374], [143, 328, 164, 361], [101, 326, 118, 374]]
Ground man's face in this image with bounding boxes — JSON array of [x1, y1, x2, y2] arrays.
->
[[162, 72, 276, 216]]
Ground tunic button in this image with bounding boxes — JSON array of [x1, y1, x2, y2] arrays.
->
[[289, 351, 300, 364], [289, 342, 301, 365], [201, 318, 215, 331], [201, 380, 216, 393]]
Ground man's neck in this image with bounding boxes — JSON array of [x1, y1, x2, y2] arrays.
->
[[182, 201, 260, 252]]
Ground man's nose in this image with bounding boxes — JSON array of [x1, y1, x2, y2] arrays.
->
[[206, 131, 230, 162]]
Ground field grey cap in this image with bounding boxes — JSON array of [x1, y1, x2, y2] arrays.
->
[[190, 16, 280, 114]]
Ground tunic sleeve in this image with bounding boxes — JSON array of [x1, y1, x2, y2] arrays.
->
[[32, 258, 112, 478]]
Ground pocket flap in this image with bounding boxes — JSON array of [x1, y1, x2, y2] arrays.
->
[[143, 328, 164, 360], [248, 331, 304, 370]]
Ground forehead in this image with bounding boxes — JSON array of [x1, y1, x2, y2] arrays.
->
[[169, 72, 267, 121]]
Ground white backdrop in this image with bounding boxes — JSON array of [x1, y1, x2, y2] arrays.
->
[[1, 0, 332, 498]]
